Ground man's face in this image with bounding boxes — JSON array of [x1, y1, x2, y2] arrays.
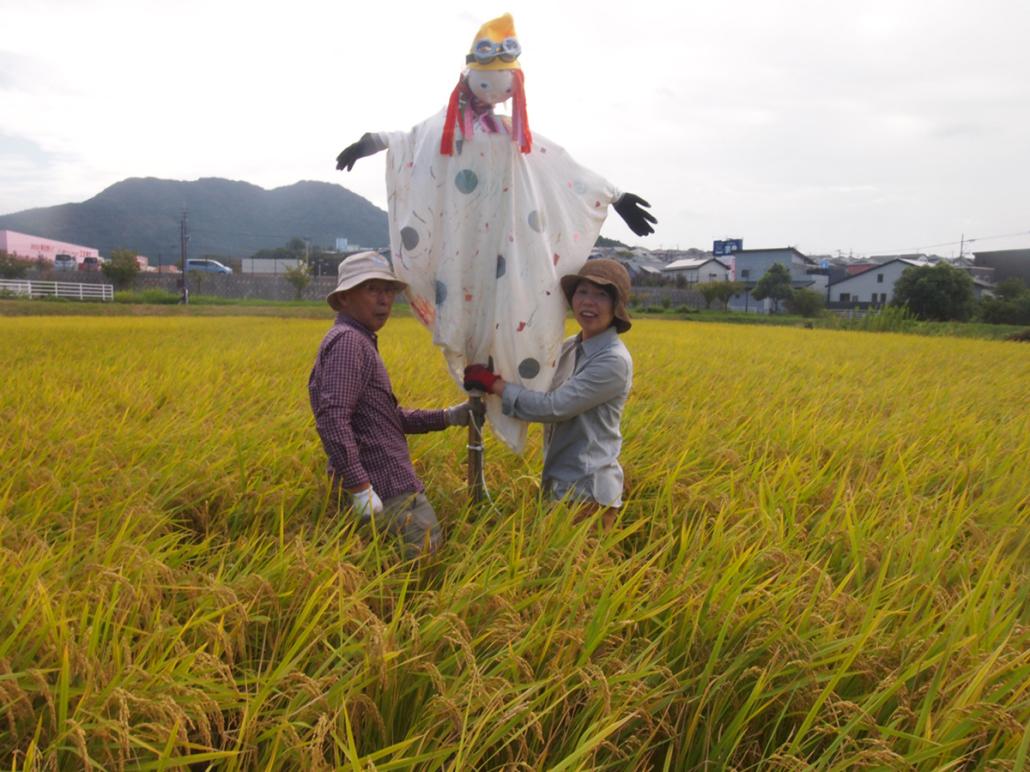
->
[[338, 279, 399, 332]]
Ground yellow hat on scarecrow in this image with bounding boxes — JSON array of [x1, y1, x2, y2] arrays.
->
[[465, 13, 522, 71]]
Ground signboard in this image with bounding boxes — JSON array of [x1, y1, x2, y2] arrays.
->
[[714, 239, 743, 256]]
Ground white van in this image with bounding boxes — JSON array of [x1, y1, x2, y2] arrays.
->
[[54, 254, 78, 271]]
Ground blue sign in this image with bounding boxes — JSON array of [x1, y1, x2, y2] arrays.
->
[[714, 239, 743, 256]]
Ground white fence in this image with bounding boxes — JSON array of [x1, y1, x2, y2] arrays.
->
[[0, 279, 114, 301]]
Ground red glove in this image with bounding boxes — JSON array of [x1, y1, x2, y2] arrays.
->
[[463, 364, 500, 393]]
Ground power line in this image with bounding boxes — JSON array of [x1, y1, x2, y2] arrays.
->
[[861, 229, 1030, 257]]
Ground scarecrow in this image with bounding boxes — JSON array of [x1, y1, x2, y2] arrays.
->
[[335, 12, 655, 457]]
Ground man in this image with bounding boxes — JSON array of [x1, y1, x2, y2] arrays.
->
[[309, 251, 468, 558]]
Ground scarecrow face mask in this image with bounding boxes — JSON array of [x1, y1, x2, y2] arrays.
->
[[466, 69, 515, 106]]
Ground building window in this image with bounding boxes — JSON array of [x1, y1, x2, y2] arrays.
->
[[840, 292, 851, 303], [741, 269, 750, 279], [877, 273, 884, 283]]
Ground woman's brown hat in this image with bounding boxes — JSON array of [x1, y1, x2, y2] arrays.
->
[[559, 258, 632, 333]]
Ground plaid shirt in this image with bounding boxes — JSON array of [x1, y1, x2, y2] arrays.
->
[[308, 314, 448, 499]]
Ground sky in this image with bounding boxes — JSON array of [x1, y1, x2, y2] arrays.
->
[[2, 0, 1029, 257]]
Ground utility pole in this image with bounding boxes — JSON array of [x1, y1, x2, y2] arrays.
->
[[959, 233, 965, 259], [179, 209, 190, 304]]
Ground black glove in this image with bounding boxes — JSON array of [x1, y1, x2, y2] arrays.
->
[[335, 133, 380, 171], [613, 193, 657, 237]]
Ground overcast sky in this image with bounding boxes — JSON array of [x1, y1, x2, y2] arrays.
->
[[2, 0, 1029, 257]]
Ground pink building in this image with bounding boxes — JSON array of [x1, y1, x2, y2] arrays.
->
[[0, 229, 100, 264]]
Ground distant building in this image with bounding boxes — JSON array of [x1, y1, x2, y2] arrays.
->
[[824, 257, 998, 307], [974, 249, 1030, 285], [662, 257, 731, 284], [727, 247, 818, 312], [827, 258, 926, 307], [0, 229, 100, 265]]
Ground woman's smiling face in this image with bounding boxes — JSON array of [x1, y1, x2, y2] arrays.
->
[[571, 279, 615, 340]]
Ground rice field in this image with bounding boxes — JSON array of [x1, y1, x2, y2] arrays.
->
[[1, 314, 1028, 769]]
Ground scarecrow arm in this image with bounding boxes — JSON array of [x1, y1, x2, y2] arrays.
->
[[335, 132, 387, 171], [613, 192, 657, 237]]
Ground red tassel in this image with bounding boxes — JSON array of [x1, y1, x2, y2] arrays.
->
[[512, 69, 532, 154], [440, 77, 464, 156]]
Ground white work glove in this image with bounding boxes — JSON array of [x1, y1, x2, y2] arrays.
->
[[350, 486, 383, 518], [445, 401, 471, 427]]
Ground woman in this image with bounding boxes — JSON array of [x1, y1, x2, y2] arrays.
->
[[463, 259, 633, 525]]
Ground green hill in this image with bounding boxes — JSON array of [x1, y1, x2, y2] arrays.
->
[[0, 177, 389, 264]]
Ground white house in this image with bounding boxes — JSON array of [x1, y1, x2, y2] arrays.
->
[[662, 257, 731, 284], [827, 258, 928, 306]]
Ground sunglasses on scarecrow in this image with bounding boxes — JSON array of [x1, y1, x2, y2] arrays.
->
[[466, 37, 522, 65]]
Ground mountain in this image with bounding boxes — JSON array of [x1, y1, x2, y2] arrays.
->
[[0, 177, 389, 263]]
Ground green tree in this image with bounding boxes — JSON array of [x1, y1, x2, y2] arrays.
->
[[979, 278, 1030, 325], [0, 251, 33, 278], [994, 277, 1026, 301], [891, 263, 975, 321], [696, 282, 721, 309], [697, 280, 744, 310], [284, 261, 311, 300], [751, 263, 793, 312], [101, 249, 141, 289], [784, 288, 825, 317], [714, 280, 743, 310]]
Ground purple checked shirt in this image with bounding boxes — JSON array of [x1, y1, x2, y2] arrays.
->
[[308, 313, 448, 500]]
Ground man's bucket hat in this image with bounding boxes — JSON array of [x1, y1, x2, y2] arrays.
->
[[327, 251, 407, 311]]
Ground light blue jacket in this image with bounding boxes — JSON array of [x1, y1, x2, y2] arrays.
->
[[501, 326, 632, 507]]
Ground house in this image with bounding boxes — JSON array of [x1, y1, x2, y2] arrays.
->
[[661, 257, 731, 284], [726, 247, 818, 312], [829, 257, 996, 307], [973, 249, 1030, 285], [827, 258, 928, 307]]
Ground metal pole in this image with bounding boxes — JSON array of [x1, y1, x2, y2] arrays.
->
[[467, 393, 486, 504], [180, 209, 190, 304]]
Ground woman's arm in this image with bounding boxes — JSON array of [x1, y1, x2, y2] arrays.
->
[[501, 350, 629, 423]]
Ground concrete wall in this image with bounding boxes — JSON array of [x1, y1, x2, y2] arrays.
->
[[628, 286, 706, 308]]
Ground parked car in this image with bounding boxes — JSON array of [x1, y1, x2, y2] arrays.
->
[[186, 258, 233, 274], [79, 256, 103, 271], [54, 254, 78, 271]]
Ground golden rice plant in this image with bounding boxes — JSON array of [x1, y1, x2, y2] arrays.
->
[[1, 314, 1027, 769]]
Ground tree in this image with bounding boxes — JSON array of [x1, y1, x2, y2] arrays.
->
[[697, 280, 743, 310], [891, 263, 975, 321], [995, 277, 1026, 301], [979, 278, 1030, 325], [101, 249, 141, 289], [696, 282, 721, 309], [284, 261, 311, 300], [0, 251, 33, 278], [784, 288, 825, 317], [713, 280, 743, 310], [751, 263, 793, 312]]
